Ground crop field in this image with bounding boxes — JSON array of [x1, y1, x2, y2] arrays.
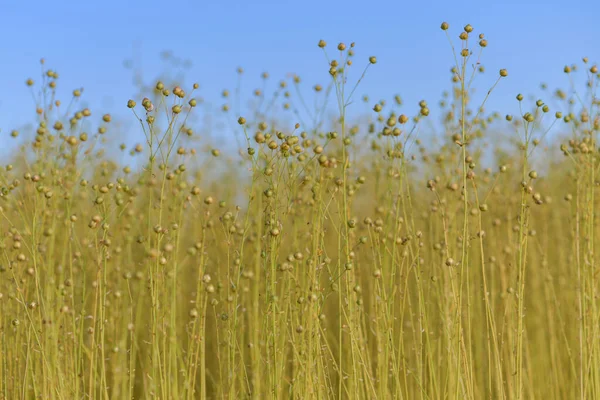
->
[[0, 20, 599, 400]]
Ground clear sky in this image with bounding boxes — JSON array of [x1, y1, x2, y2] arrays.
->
[[1, 0, 598, 152]]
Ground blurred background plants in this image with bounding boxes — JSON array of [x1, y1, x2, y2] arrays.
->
[[0, 21, 599, 400]]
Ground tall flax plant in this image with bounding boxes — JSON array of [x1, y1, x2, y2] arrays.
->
[[561, 61, 600, 398], [509, 94, 558, 398], [128, 84, 198, 398], [318, 40, 377, 398], [440, 22, 506, 398], [0, 61, 64, 398]]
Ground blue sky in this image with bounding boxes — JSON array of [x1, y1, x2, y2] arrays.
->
[[1, 0, 598, 152]]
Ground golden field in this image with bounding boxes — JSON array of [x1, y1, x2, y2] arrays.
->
[[1, 23, 599, 399]]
